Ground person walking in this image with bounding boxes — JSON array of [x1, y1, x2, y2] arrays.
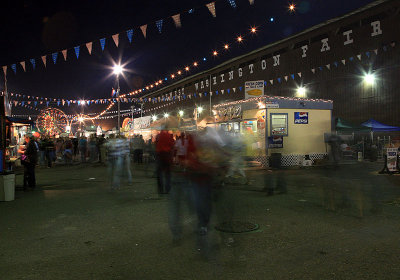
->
[[156, 129, 175, 194], [78, 137, 88, 163], [98, 134, 107, 164], [45, 137, 55, 168], [21, 136, 38, 191]]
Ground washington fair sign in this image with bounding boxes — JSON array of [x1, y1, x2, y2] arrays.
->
[[245, 81, 264, 99]]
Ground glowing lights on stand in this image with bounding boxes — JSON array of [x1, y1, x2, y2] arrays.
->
[[288, 3, 296, 12], [296, 86, 307, 98], [363, 73, 376, 86]]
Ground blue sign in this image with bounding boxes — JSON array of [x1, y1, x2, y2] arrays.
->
[[268, 136, 283, 148], [294, 112, 308, 124]]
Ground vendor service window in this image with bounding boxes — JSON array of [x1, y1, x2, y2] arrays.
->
[[270, 113, 288, 136]]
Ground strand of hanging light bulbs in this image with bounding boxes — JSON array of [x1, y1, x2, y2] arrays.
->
[[83, 3, 299, 119]]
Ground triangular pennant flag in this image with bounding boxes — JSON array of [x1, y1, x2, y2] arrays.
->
[[290, 74, 295, 80], [172, 14, 182, 28], [156, 20, 163, 33], [188, 9, 194, 13], [62, 50, 67, 61], [365, 51, 370, 58], [326, 64, 330, 70], [206, 2, 216, 17], [221, 89, 225, 94], [333, 61, 338, 67], [248, 0, 254, 4], [126, 29, 133, 43], [341, 59, 346, 65], [42, 55, 47, 67], [297, 72, 302, 78], [86, 42, 93, 55], [390, 41, 396, 48], [277, 78, 282, 83], [270, 80, 273, 85], [319, 66, 323, 71], [140, 25, 147, 38], [20, 61, 26, 72], [349, 57, 354, 61], [74, 46, 80, 59], [11, 64, 16, 74], [228, 0, 237, 8], [14, 101, 18, 107], [383, 46, 388, 52], [227, 89, 230, 93], [2, 66, 7, 76], [374, 49, 378, 55], [233, 87, 236, 92], [357, 54, 361, 60], [30, 59, 35, 70], [239, 86, 243, 91], [100, 38, 106, 51], [52, 52, 58, 64], [311, 68, 315, 74], [284, 76, 288, 81], [112, 34, 119, 47]]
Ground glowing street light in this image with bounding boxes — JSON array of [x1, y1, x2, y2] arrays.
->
[[296, 86, 306, 98], [113, 64, 123, 75], [179, 110, 184, 117], [152, 115, 157, 121], [78, 116, 84, 122], [197, 106, 203, 113], [364, 73, 376, 85], [112, 64, 124, 134], [65, 125, 71, 132], [164, 113, 169, 118]]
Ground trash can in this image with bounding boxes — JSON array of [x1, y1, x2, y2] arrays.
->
[[270, 153, 282, 169], [0, 173, 16, 201]]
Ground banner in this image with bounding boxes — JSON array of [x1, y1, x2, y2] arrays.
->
[[156, 20, 163, 33], [294, 112, 309, 124], [126, 29, 133, 43], [387, 148, 398, 172], [62, 49, 67, 61], [112, 34, 119, 47], [206, 2, 216, 17], [86, 42, 93, 54], [140, 25, 147, 38], [172, 14, 182, 28]]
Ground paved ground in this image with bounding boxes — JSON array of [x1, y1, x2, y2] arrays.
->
[[1, 160, 400, 280]]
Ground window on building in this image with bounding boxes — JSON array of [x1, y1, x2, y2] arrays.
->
[[270, 113, 288, 136]]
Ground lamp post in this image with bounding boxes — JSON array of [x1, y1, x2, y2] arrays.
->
[[113, 64, 123, 135]]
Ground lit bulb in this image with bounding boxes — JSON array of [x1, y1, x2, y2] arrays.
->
[[179, 110, 184, 117], [237, 36, 243, 42], [197, 107, 203, 113], [289, 3, 296, 12], [251, 27, 257, 33], [193, 62, 198, 66], [224, 44, 229, 50], [213, 50, 218, 56], [185, 67, 189, 71]]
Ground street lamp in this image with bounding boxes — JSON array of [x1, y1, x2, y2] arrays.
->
[[113, 64, 124, 134], [296, 87, 306, 98], [363, 73, 375, 86], [178, 110, 184, 117]]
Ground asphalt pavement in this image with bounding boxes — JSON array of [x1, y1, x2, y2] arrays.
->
[[1, 160, 400, 280]]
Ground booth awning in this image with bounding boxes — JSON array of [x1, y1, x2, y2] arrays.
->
[[361, 119, 400, 132], [336, 118, 370, 132], [5, 117, 34, 126]]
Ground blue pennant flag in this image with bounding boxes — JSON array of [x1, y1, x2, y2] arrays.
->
[[383, 46, 388, 52], [216, 90, 219, 95], [52, 52, 58, 64], [366, 51, 370, 58], [349, 57, 354, 61], [126, 29, 133, 43], [333, 61, 338, 67], [194, 93, 197, 97], [264, 81, 267, 86], [204, 92, 207, 97], [21, 101, 24, 106], [57, 101, 60, 106], [227, 89, 230, 93], [239, 86, 243, 91], [30, 58, 36, 70], [46, 101, 49, 106], [319, 66, 323, 71], [277, 78, 282, 83], [100, 38, 106, 51], [228, 0, 237, 8], [188, 9, 194, 13], [77, 101, 81, 105], [11, 64, 16, 74], [290, 74, 295, 80], [74, 46, 80, 59], [67, 101, 70, 106], [156, 19, 163, 33], [34, 101, 37, 107]]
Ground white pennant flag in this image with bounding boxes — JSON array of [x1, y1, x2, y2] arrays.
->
[[210, 92, 213, 96], [373, 49, 378, 54], [172, 14, 182, 28], [20, 61, 26, 72], [341, 59, 346, 65], [42, 55, 47, 67], [62, 49, 67, 61], [326, 64, 330, 70], [357, 54, 361, 60], [221, 89, 225, 94], [297, 72, 302, 78], [284, 76, 288, 81], [206, 2, 216, 17], [86, 42, 93, 55], [270, 80, 273, 85], [2, 66, 7, 76], [311, 68, 315, 74], [140, 25, 148, 38], [14, 101, 18, 107], [112, 34, 119, 47], [248, 0, 255, 4], [233, 87, 236, 92]]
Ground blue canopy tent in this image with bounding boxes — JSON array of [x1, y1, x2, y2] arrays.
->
[[361, 119, 400, 132]]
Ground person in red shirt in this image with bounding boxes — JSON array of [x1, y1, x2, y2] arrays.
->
[[156, 129, 175, 194]]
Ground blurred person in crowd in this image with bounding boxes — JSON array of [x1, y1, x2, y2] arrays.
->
[[137, 135, 145, 164], [78, 136, 87, 163], [121, 135, 133, 185], [107, 135, 132, 190], [174, 132, 188, 164], [63, 138, 73, 165], [21, 135, 39, 191], [45, 137, 55, 168], [89, 135, 98, 163], [156, 128, 175, 194], [72, 137, 79, 161], [225, 133, 247, 182], [38, 136, 46, 166], [98, 134, 107, 164]]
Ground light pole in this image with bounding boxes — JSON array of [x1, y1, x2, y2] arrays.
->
[[113, 64, 123, 135]]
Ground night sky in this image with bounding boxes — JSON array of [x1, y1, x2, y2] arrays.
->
[[0, 0, 375, 129]]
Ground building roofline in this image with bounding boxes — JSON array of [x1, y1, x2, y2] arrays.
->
[[143, 0, 393, 99]]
